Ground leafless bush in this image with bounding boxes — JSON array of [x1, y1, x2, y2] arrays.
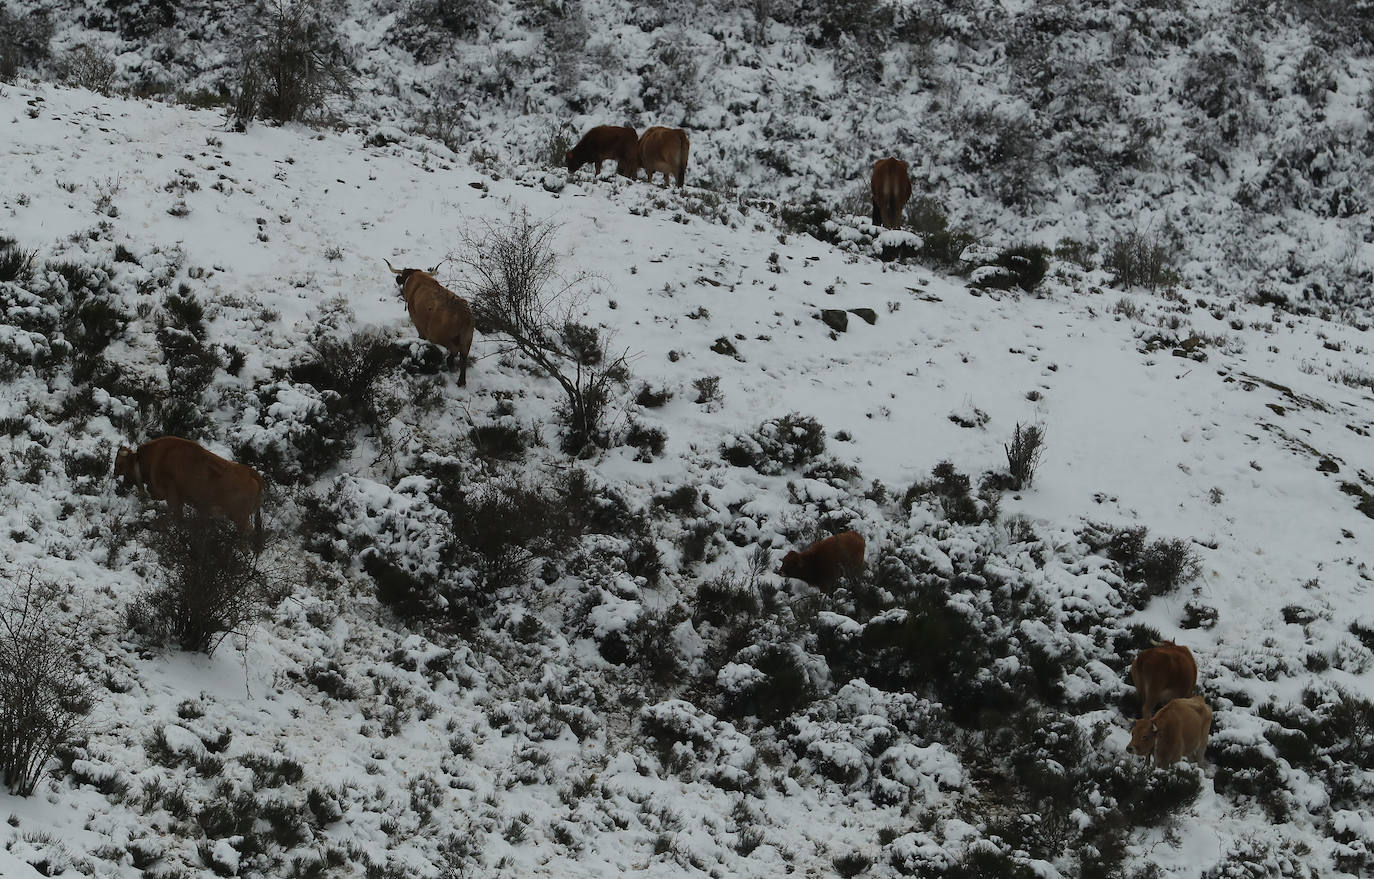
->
[[1004, 422, 1046, 489], [0, 569, 95, 796], [128, 516, 289, 653], [453, 211, 630, 453], [55, 44, 117, 95], [1103, 227, 1180, 292]]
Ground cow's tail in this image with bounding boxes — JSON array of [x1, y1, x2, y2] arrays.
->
[[252, 479, 267, 555], [886, 187, 901, 230], [677, 131, 690, 187]]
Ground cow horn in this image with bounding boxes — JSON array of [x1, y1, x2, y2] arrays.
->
[[428, 262, 441, 274], [384, 258, 403, 275]]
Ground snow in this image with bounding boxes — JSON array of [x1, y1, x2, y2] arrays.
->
[[0, 66, 1373, 877]]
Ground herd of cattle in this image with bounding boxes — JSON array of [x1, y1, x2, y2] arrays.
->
[[564, 124, 915, 229], [106, 124, 1207, 768]]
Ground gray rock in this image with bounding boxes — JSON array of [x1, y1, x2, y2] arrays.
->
[[820, 309, 848, 332]]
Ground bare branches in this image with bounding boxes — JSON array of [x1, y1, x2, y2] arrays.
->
[[0, 569, 95, 796], [452, 211, 629, 453]]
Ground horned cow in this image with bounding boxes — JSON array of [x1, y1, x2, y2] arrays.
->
[[1130, 640, 1198, 718], [1127, 695, 1212, 766], [386, 259, 477, 387], [870, 157, 913, 230], [778, 530, 866, 588], [114, 437, 265, 538], [566, 125, 639, 180], [638, 126, 690, 187]]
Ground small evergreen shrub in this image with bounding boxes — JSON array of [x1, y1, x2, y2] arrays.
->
[[721, 412, 826, 474], [635, 383, 673, 408], [995, 244, 1051, 292]]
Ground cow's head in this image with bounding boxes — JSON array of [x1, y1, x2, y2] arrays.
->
[[113, 446, 140, 489], [1126, 717, 1158, 757], [565, 149, 580, 173], [385, 259, 439, 295], [778, 550, 803, 580]]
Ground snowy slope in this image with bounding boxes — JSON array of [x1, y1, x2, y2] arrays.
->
[[2, 82, 1374, 878]]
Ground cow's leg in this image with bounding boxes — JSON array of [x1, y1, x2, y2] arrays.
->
[[457, 350, 468, 388], [872, 199, 882, 227], [676, 166, 685, 187]]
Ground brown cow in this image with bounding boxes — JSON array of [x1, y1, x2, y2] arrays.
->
[[1130, 640, 1198, 719], [870, 157, 912, 230], [638, 126, 690, 187], [385, 259, 476, 387], [779, 530, 866, 588], [1127, 695, 1212, 766], [114, 437, 265, 538], [565, 125, 639, 180]]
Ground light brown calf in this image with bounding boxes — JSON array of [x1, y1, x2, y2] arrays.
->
[[1127, 695, 1212, 766], [638, 126, 690, 187]]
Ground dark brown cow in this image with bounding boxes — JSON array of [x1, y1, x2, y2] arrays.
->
[[1127, 695, 1212, 766], [638, 126, 690, 187], [385, 259, 476, 387], [870, 157, 913, 230], [779, 530, 866, 588], [114, 437, 265, 538], [565, 125, 639, 180], [1130, 640, 1198, 719]]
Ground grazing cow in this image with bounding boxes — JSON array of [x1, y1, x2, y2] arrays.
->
[[385, 259, 476, 387], [1130, 640, 1198, 719], [779, 530, 866, 588], [870, 157, 912, 230], [114, 437, 265, 538], [638, 126, 690, 187], [565, 125, 639, 180], [1127, 695, 1212, 766]]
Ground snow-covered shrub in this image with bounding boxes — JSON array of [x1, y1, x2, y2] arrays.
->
[[908, 198, 976, 268], [398, 0, 490, 58], [55, 44, 117, 95], [128, 516, 287, 653], [992, 244, 1050, 292], [902, 461, 1000, 526], [778, 201, 840, 244], [721, 412, 826, 475], [233, 0, 354, 126], [641, 29, 701, 114], [1104, 526, 1200, 607], [155, 288, 218, 437], [1181, 32, 1263, 148], [232, 380, 347, 484], [0, 570, 96, 796], [624, 420, 667, 461], [1103, 226, 1180, 292], [0, 5, 52, 80], [719, 639, 827, 722]]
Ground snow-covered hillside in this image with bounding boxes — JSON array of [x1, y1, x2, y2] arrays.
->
[[2, 81, 1374, 878], [6, 0, 1374, 318]]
